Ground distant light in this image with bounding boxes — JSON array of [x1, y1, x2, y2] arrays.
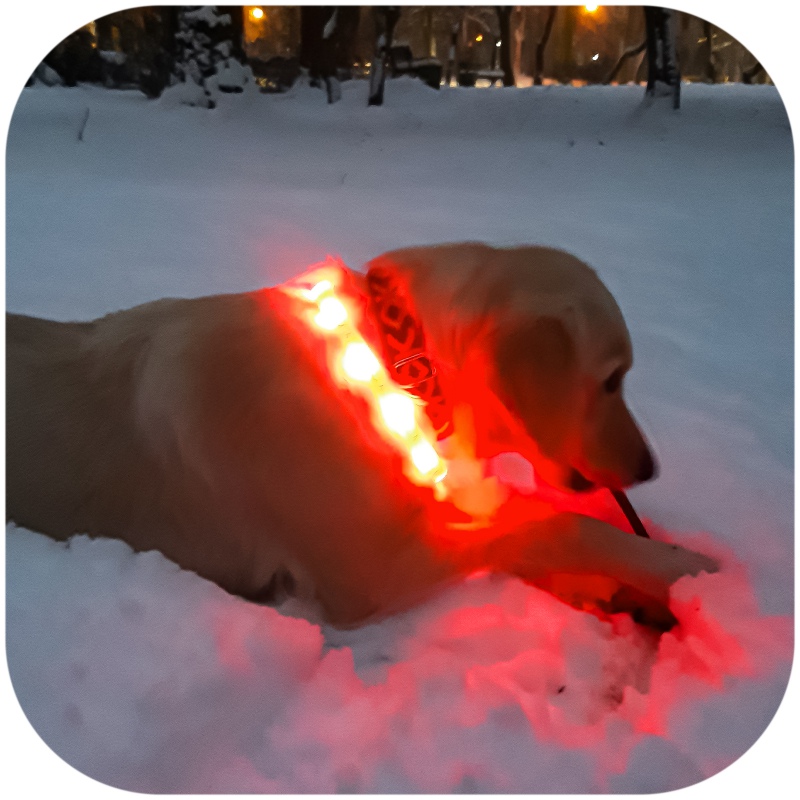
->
[[584, 4, 599, 12], [592, 53, 599, 61], [476, 34, 483, 42], [250, 7, 265, 21], [496, 41, 502, 47]]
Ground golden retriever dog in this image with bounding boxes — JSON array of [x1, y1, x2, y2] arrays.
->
[[6, 243, 717, 629]]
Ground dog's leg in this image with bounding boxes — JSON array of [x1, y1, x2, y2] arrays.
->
[[489, 513, 719, 630]]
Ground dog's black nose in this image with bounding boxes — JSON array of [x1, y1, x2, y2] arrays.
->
[[636, 449, 657, 483]]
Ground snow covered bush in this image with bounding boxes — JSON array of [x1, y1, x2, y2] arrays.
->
[[171, 6, 252, 109]]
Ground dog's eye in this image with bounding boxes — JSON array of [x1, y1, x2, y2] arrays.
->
[[603, 368, 624, 394]]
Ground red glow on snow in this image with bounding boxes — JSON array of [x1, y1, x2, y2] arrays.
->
[[226, 261, 795, 788], [274, 263, 790, 759]]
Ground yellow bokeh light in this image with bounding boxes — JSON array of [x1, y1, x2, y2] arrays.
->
[[475, 34, 483, 43], [250, 7, 265, 21], [584, 4, 599, 13]]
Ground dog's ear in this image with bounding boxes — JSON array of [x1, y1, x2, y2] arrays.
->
[[493, 316, 578, 458]]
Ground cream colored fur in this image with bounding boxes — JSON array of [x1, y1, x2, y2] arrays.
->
[[6, 244, 717, 628]]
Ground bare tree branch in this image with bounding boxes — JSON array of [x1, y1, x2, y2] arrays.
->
[[742, 60, 765, 84], [533, 7, 557, 86], [604, 40, 646, 85]]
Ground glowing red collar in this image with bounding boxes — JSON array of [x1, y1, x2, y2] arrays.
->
[[278, 257, 651, 539], [279, 257, 507, 524]]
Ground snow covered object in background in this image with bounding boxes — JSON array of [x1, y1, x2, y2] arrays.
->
[[27, 61, 64, 87], [171, 6, 252, 108]]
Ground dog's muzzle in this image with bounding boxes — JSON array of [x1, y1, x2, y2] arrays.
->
[[568, 447, 657, 493]]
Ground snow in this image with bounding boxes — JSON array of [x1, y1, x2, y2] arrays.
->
[[323, 9, 339, 41], [183, 6, 231, 29], [97, 50, 127, 66], [4, 523, 791, 793], [3, 15, 797, 799], [206, 60, 254, 97]]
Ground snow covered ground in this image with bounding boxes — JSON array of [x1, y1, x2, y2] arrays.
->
[[3, 71, 795, 795]]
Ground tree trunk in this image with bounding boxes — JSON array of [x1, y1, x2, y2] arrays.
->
[[299, 6, 334, 87], [424, 6, 435, 57], [512, 6, 525, 83], [644, 6, 681, 109], [701, 20, 716, 83], [332, 6, 360, 71], [533, 7, 557, 86], [139, 7, 179, 98], [604, 5, 646, 86], [321, 8, 341, 103], [300, 6, 358, 103], [368, 7, 400, 106], [217, 6, 246, 63], [444, 15, 463, 86], [551, 5, 574, 83], [495, 7, 515, 86], [742, 60, 764, 85], [604, 40, 646, 85]]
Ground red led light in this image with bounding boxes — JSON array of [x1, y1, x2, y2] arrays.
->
[[280, 259, 512, 523]]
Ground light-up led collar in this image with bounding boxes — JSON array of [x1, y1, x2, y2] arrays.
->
[[279, 258, 512, 525], [280, 257, 650, 538], [280, 259, 449, 494]]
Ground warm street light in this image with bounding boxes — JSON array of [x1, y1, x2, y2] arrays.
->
[[250, 7, 264, 22], [584, 4, 599, 12]]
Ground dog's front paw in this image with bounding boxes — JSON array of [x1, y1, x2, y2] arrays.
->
[[605, 545, 719, 631], [661, 543, 720, 583]]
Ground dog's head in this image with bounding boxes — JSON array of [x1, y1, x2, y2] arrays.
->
[[368, 243, 656, 494], [492, 312, 656, 492], [488, 251, 656, 493]]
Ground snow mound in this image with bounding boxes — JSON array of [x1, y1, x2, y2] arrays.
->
[[6, 523, 790, 793]]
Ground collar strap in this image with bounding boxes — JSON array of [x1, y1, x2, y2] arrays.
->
[[279, 257, 507, 525], [279, 259, 448, 491], [366, 266, 454, 440]]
